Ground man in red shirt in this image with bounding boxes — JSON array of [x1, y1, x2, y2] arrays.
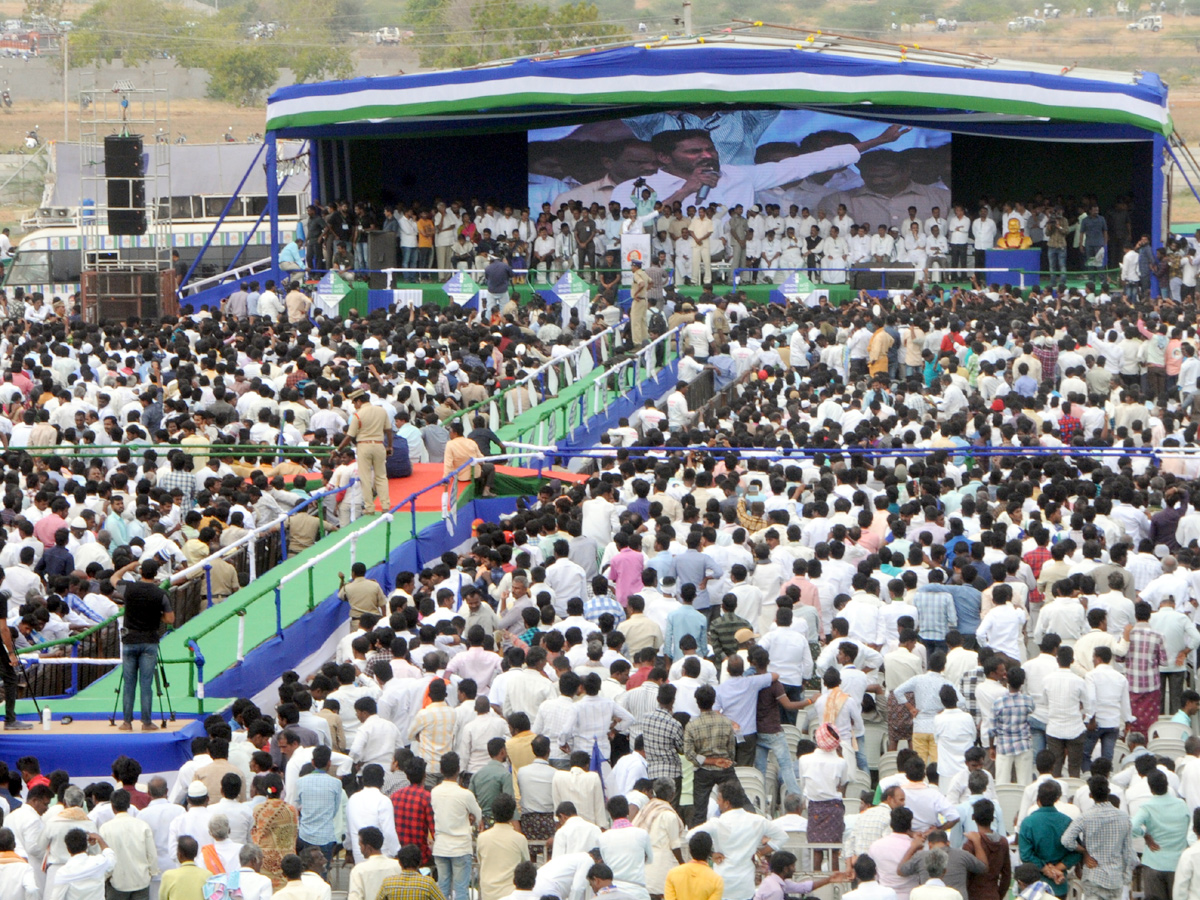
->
[[391, 757, 435, 865]]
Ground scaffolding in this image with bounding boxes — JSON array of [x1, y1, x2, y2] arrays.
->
[[77, 72, 171, 278]]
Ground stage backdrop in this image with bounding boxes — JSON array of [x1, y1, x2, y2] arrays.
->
[[529, 109, 952, 232]]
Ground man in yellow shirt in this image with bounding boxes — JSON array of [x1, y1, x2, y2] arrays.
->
[[159, 836, 211, 900], [665, 832, 723, 900], [443, 420, 495, 497]]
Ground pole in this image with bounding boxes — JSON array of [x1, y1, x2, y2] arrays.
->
[[62, 32, 68, 142], [266, 132, 280, 275], [683, 0, 693, 34]]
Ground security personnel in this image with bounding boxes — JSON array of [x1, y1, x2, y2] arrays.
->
[[337, 388, 393, 515]]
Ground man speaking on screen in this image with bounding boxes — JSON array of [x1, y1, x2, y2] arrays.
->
[[613, 123, 909, 213]]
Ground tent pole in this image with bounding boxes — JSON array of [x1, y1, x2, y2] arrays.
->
[[267, 132, 280, 273]]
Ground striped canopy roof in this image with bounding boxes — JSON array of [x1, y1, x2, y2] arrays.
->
[[265, 32, 1171, 140]]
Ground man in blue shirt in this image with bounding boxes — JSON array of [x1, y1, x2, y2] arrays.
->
[[665, 584, 707, 660], [294, 745, 345, 864], [674, 531, 722, 615]]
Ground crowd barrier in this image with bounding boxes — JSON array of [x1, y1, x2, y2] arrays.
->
[[444, 319, 627, 438], [14, 479, 353, 700]]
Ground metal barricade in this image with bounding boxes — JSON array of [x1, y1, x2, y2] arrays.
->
[[21, 618, 121, 699]]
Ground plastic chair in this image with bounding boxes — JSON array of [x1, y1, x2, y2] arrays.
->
[[1061, 776, 1086, 798], [878, 750, 899, 780], [864, 722, 885, 773], [781, 723, 805, 754], [743, 780, 770, 816], [735, 766, 766, 795], [1149, 719, 1189, 742], [1112, 739, 1130, 769], [995, 783, 1027, 831], [847, 769, 872, 801], [1149, 736, 1187, 759]]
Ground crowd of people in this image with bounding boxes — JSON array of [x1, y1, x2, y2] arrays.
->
[[6, 192, 1200, 900]]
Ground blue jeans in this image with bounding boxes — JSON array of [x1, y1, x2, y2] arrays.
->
[[1048, 247, 1067, 275], [354, 242, 369, 270], [401, 246, 418, 279], [755, 730, 803, 799], [122, 642, 158, 725], [854, 739, 869, 774], [1029, 717, 1047, 755], [436, 854, 472, 900], [1082, 726, 1118, 772]]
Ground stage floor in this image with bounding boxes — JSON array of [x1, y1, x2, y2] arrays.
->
[[16, 716, 196, 736]]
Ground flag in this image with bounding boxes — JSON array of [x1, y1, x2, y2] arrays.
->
[[590, 737, 607, 801]]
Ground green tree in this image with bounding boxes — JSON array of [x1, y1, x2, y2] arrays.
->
[[202, 45, 281, 103], [70, 0, 187, 66], [409, 0, 625, 68]]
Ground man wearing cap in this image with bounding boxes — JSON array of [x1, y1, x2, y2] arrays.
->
[[629, 259, 650, 345], [337, 389, 393, 516]]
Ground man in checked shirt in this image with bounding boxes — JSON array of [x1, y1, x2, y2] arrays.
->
[[682, 684, 737, 827]]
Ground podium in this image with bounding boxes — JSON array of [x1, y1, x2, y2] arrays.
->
[[984, 249, 1041, 288]]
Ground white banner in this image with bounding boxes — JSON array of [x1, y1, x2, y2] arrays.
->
[[621, 233, 651, 285]]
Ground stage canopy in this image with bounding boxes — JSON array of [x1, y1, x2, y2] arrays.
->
[[265, 30, 1172, 142]]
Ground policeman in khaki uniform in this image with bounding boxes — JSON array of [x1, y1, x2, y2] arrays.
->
[[337, 562, 387, 626], [337, 387, 393, 515], [629, 258, 650, 345]]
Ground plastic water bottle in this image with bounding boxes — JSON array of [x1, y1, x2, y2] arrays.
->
[[42, 708, 50, 730]]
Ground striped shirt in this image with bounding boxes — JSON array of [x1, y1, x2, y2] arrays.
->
[[913, 588, 958, 640], [991, 691, 1035, 756]]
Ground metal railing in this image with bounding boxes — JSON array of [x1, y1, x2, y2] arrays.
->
[[445, 319, 627, 437], [501, 326, 685, 461], [179, 256, 277, 297], [12, 443, 333, 459], [729, 264, 1118, 291], [11, 479, 352, 699]]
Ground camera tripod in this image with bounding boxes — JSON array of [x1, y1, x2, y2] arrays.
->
[[108, 651, 175, 728]]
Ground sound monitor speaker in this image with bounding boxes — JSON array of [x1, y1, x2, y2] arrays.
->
[[367, 232, 398, 289], [104, 135, 146, 236]]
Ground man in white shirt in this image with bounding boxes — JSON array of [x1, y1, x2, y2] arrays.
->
[[98, 790, 157, 898], [431, 752, 482, 900], [933, 685, 979, 784], [1042, 646, 1089, 777], [349, 698, 401, 769], [48, 829, 115, 900], [1084, 646, 1134, 771], [229, 844, 275, 900], [346, 765, 401, 864], [974, 585, 1027, 660]]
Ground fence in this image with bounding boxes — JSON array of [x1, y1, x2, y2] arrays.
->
[[729, 264, 1122, 292], [498, 326, 684, 461], [13, 479, 353, 700], [444, 318, 627, 437]]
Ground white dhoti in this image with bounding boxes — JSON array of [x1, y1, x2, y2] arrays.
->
[[821, 255, 847, 284]]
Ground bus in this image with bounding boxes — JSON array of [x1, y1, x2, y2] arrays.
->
[[2, 189, 309, 300]]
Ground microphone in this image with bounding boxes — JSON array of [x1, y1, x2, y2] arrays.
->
[[695, 162, 718, 202]]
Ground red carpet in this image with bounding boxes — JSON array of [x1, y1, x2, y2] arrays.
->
[[389, 463, 586, 511]]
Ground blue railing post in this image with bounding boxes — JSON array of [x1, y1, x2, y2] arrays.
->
[[273, 586, 283, 639], [279, 519, 288, 562], [410, 499, 421, 570], [204, 565, 213, 609], [69, 642, 78, 696]]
